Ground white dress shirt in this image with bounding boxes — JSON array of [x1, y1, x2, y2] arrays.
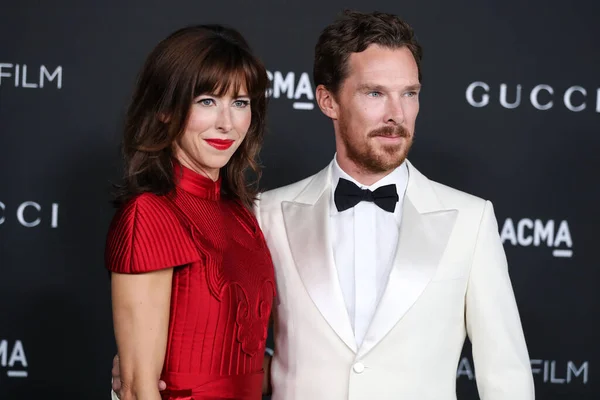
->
[[330, 157, 409, 347]]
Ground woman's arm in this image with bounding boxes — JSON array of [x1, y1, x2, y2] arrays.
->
[[111, 268, 173, 400]]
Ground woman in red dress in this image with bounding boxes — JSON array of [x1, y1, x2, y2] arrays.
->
[[105, 25, 274, 400]]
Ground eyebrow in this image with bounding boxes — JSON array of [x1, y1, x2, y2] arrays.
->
[[356, 83, 422, 92], [405, 84, 422, 91], [196, 92, 250, 98]]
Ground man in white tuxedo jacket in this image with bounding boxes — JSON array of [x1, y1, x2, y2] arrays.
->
[[256, 10, 534, 400], [111, 9, 534, 400]]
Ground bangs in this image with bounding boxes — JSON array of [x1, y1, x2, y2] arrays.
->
[[193, 41, 266, 99]]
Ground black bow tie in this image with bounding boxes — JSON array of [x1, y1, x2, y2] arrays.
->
[[334, 178, 399, 213]]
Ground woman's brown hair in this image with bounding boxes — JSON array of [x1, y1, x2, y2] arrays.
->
[[115, 24, 268, 209]]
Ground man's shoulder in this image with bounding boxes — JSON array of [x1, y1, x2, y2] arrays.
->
[[258, 174, 317, 209], [406, 159, 484, 208], [428, 178, 487, 209]]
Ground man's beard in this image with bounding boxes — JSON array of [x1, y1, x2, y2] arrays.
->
[[339, 121, 413, 174]]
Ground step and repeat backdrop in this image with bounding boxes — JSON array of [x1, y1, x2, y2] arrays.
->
[[0, 1, 598, 399]]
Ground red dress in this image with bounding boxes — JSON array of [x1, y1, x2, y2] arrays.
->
[[105, 163, 275, 400]]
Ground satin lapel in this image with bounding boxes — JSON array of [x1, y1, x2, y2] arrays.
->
[[358, 196, 458, 358], [282, 187, 357, 353]]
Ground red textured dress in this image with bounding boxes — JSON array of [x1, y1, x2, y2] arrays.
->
[[105, 163, 275, 400]]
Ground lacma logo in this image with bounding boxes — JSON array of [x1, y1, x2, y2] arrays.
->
[[0, 340, 28, 379], [0, 63, 62, 89], [500, 218, 573, 258], [266, 70, 314, 110]]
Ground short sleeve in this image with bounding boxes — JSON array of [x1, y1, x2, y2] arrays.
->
[[105, 194, 201, 274]]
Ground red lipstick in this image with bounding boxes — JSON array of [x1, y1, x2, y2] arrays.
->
[[204, 138, 235, 150]]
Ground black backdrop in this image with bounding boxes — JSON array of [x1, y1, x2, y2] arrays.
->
[[1, 1, 598, 399]]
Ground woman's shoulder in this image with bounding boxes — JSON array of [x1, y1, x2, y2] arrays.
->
[[110, 193, 181, 236], [120, 191, 174, 214], [105, 192, 200, 274]]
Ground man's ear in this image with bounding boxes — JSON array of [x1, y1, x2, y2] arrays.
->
[[315, 84, 339, 120]]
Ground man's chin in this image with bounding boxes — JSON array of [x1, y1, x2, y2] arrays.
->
[[381, 151, 410, 170], [356, 155, 405, 174]]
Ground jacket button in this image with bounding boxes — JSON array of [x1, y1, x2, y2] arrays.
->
[[353, 362, 365, 373]]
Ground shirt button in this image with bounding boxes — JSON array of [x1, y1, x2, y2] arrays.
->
[[353, 362, 365, 373]]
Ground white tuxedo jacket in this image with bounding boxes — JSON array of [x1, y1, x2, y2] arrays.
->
[[255, 159, 534, 400]]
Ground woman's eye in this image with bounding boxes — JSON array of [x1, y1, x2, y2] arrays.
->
[[233, 100, 250, 108], [197, 98, 215, 106]]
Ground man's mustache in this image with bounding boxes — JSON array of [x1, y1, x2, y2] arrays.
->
[[368, 125, 409, 138]]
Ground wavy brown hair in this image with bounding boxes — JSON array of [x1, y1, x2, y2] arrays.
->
[[314, 10, 423, 95], [114, 24, 268, 209]]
